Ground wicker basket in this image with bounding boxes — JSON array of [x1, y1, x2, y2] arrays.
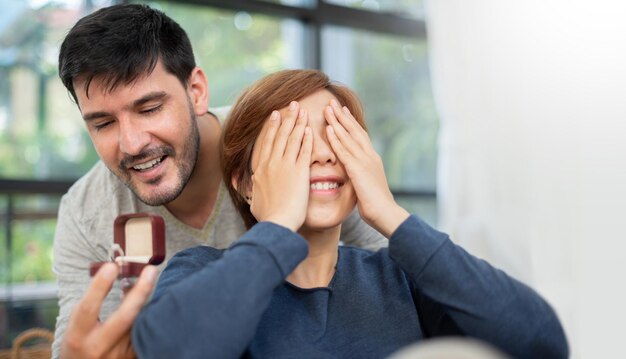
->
[[0, 328, 53, 359]]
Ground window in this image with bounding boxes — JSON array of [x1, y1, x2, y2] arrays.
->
[[0, 0, 113, 347], [322, 25, 437, 222], [0, 0, 436, 347], [148, 1, 307, 106], [0, 1, 111, 180], [325, 0, 426, 20]]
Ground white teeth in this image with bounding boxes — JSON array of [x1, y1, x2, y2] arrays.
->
[[133, 157, 162, 171], [310, 182, 339, 190]]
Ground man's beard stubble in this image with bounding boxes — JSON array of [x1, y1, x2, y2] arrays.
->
[[113, 102, 200, 206]]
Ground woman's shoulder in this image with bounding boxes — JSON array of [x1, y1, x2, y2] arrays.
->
[[170, 245, 225, 265], [154, 246, 226, 301]]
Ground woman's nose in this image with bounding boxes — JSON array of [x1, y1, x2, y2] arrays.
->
[[310, 130, 336, 166]]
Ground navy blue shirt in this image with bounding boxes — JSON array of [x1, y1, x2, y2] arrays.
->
[[132, 216, 568, 359]]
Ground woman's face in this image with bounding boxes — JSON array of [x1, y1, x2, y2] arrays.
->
[[250, 89, 357, 231]]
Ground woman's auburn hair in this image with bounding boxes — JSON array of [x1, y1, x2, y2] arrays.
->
[[220, 69, 368, 229]]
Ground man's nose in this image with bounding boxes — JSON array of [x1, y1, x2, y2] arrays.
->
[[118, 117, 150, 156]]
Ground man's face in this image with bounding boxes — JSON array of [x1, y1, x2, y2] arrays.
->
[[74, 62, 200, 206]]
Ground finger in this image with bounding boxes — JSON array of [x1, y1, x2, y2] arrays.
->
[[271, 101, 299, 160], [329, 100, 372, 150], [100, 265, 157, 342], [69, 263, 119, 334], [257, 111, 280, 164], [324, 105, 361, 157], [96, 265, 158, 349], [284, 109, 308, 162], [326, 125, 354, 165], [298, 126, 313, 165], [329, 99, 367, 137]]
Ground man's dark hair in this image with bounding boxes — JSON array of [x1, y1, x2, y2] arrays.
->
[[58, 4, 196, 103]]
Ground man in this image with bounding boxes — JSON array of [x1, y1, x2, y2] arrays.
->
[[53, 4, 387, 358]]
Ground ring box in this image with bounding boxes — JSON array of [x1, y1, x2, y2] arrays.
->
[[89, 213, 165, 278]]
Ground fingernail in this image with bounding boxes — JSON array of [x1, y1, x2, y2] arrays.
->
[[331, 99, 339, 107], [327, 126, 334, 135], [270, 111, 278, 120], [101, 263, 118, 280], [343, 106, 350, 114], [289, 101, 298, 111], [142, 266, 158, 284], [299, 109, 305, 118]]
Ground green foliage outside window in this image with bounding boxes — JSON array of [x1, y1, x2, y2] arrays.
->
[[0, 219, 56, 284], [0, 195, 59, 284], [149, 1, 302, 106], [0, 1, 437, 285]]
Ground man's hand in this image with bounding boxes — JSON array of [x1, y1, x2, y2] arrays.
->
[[60, 263, 157, 359]]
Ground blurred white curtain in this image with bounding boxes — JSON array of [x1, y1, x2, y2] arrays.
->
[[426, 1, 626, 357]]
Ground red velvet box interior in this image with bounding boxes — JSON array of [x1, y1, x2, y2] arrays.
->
[[89, 213, 165, 277]]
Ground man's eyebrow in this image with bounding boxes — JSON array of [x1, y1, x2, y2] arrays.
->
[[83, 111, 110, 122], [81, 91, 169, 122], [131, 91, 168, 108]]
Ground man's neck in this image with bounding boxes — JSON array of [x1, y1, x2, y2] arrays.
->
[[287, 225, 341, 288], [165, 112, 222, 229]]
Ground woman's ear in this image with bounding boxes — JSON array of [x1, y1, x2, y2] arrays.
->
[[187, 66, 210, 116], [231, 177, 252, 204]]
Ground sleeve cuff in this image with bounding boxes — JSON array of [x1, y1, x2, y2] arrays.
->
[[388, 215, 450, 277], [231, 221, 309, 277]]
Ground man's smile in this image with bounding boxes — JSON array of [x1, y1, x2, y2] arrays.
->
[[132, 156, 166, 171]]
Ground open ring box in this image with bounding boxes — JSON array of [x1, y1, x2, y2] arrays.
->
[[89, 213, 165, 278]]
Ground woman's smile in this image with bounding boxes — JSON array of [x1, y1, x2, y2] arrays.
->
[[309, 175, 345, 196]]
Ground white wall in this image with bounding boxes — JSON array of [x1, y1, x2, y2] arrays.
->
[[426, 1, 626, 357]]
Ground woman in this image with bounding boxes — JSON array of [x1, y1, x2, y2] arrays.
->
[[132, 70, 568, 359]]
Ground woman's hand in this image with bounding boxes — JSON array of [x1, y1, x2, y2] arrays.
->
[[324, 99, 409, 238], [249, 102, 313, 232]]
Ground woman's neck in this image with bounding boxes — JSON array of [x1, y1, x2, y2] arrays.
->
[[287, 225, 341, 289]]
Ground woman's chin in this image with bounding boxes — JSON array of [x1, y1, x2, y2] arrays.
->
[[301, 211, 350, 232], [301, 220, 341, 232]]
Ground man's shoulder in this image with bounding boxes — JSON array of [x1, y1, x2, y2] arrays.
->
[[61, 161, 134, 223], [208, 106, 230, 124]]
